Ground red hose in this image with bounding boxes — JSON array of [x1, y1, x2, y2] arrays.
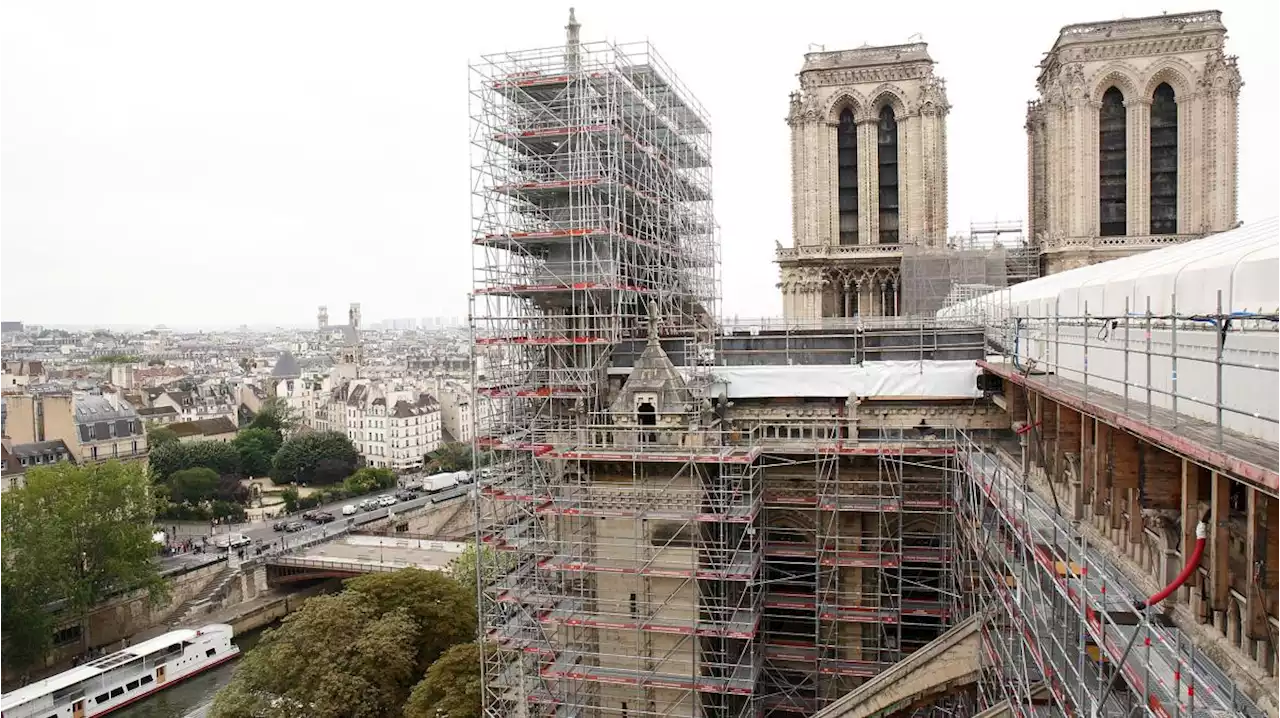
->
[[1136, 520, 1208, 609]]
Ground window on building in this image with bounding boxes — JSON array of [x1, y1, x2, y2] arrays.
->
[[91, 446, 98, 460], [1150, 83, 1177, 235], [132, 441, 138, 454], [1099, 86, 1127, 237], [837, 108, 859, 245], [877, 105, 899, 244]]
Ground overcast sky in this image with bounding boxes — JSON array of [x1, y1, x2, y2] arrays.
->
[[3, 0, 1276, 329]]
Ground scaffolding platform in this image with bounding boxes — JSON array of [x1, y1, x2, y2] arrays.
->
[[541, 651, 756, 696], [956, 434, 1266, 717]]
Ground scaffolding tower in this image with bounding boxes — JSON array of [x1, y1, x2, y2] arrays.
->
[[471, 18, 734, 718], [751, 422, 964, 714]]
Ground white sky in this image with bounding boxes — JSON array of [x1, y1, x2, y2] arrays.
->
[[2, 0, 1276, 329]]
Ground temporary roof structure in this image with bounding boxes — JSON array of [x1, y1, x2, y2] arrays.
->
[[939, 217, 1279, 321]]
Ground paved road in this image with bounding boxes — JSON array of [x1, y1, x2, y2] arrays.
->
[[163, 486, 473, 562]]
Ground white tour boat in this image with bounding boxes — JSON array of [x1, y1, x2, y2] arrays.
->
[[1, 624, 240, 718]]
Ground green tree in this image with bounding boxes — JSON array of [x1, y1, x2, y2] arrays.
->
[[209, 592, 419, 718], [344, 568, 475, 671], [403, 643, 490, 718], [343, 467, 397, 496], [232, 427, 282, 478], [426, 442, 473, 474], [0, 496, 56, 670], [1, 461, 167, 677], [272, 431, 359, 485], [280, 486, 300, 513], [249, 397, 299, 441], [448, 543, 516, 596], [168, 467, 220, 504], [150, 440, 243, 482], [147, 425, 179, 449]]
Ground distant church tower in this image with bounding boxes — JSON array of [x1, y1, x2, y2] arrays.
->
[[348, 303, 362, 330], [777, 42, 950, 320], [1027, 11, 1242, 274], [318, 305, 329, 330]]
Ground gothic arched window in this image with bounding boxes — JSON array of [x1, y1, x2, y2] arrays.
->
[[837, 108, 859, 245], [877, 106, 899, 244], [1150, 83, 1178, 235], [1099, 87, 1127, 237]]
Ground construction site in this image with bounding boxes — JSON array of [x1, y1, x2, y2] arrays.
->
[[468, 14, 1279, 718]]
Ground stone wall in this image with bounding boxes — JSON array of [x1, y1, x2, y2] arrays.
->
[[1027, 11, 1241, 270]]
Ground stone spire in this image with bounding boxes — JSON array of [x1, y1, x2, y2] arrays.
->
[[565, 7, 581, 71], [646, 300, 660, 345]]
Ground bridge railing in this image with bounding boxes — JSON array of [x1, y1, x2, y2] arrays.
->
[[267, 556, 403, 574]]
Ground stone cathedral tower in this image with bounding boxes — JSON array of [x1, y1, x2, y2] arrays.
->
[[1027, 11, 1242, 274], [776, 43, 950, 320]]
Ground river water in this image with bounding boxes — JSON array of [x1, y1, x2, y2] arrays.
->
[[114, 625, 270, 718]]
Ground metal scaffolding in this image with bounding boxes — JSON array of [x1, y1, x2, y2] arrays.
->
[[471, 25, 729, 718], [954, 431, 1268, 717], [749, 425, 963, 714]]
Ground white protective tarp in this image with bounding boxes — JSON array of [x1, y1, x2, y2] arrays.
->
[[706, 361, 982, 399], [938, 217, 1280, 321]]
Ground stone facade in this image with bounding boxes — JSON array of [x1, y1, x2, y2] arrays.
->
[[777, 43, 950, 320], [1027, 11, 1242, 274]]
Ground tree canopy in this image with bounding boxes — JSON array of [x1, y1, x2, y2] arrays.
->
[[271, 431, 359, 485], [1, 461, 167, 677], [167, 467, 220, 504], [426, 442, 475, 474], [146, 425, 180, 449], [232, 427, 282, 478], [343, 568, 476, 672], [403, 642, 488, 718], [343, 467, 397, 496], [448, 543, 516, 598], [249, 397, 299, 441], [149, 439, 243, 482], [209, 592, 420, 718]]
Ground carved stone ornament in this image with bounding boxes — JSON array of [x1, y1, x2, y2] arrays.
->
[[1199, 50, 1243, 93], [1061, 62, 1088, 103], [917, 73, 950, 115], [787, 90, 822, 125]]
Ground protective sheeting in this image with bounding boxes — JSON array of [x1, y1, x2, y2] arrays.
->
[[938, 217, 1280, 320], [705, 361, 982, 399]]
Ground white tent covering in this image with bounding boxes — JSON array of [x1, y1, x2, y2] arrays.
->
[[704, 361, 982, 399], [936, 219, 1280, 444], [938, 217, 1279, 321]]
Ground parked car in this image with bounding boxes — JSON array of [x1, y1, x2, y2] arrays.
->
[[284, 521, 306, 532], [342, 504, 357, 516], [359, 498, 380, 511], [272, 521, 288, 532], [377, 495, 398, 508], [301, 511, 318, 521], [394, 490, 418, 502], [313, 511, 335, 523]]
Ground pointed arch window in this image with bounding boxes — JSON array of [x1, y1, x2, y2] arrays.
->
[[837, 108, 859, 245], [877, 106, 899, 244], [1099, 87, 1127, 237], [1150, 83, 1178, 234]]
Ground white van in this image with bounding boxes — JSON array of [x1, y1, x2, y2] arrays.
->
[[341, 504, 357, 516]]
